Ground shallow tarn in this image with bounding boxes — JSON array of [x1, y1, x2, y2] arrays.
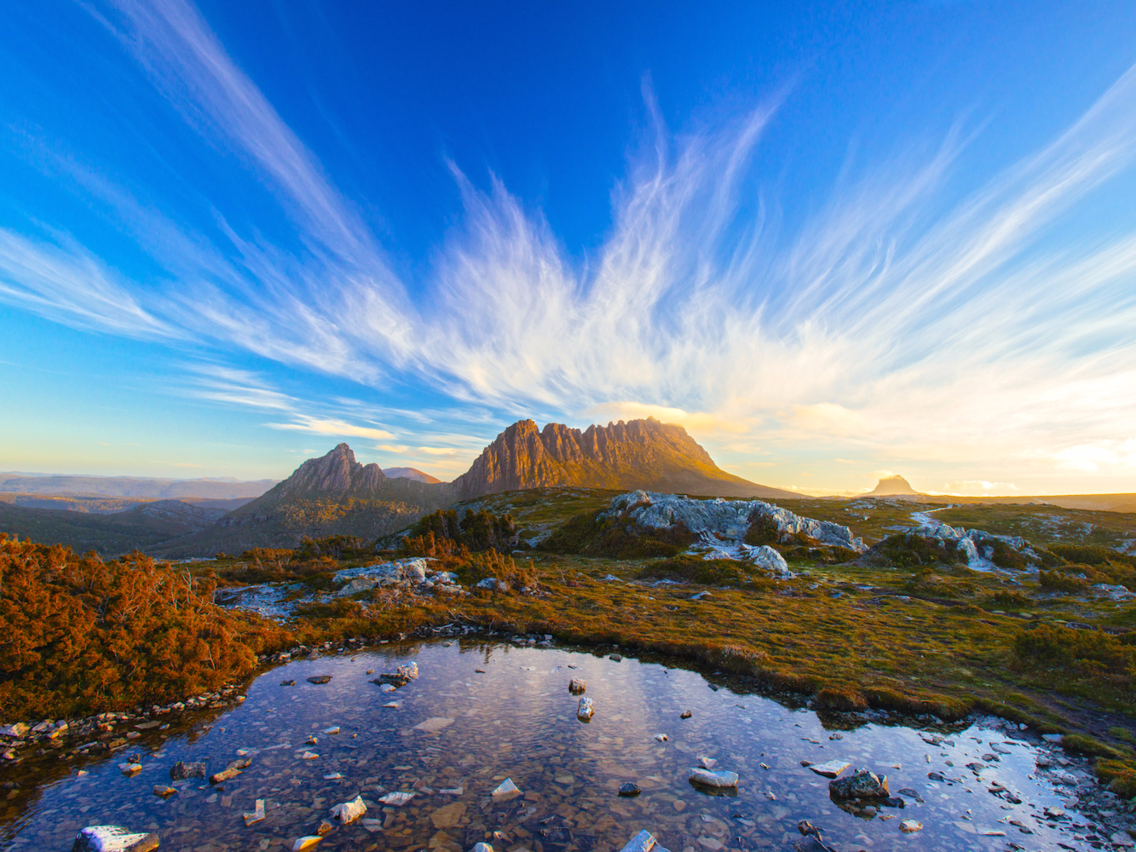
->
[[0, 640, 1121, 851]]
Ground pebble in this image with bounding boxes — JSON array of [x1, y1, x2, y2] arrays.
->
[[619, 782, 642, 797], [899, 820, 923, 833]]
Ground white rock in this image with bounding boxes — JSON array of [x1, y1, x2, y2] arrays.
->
[[1111, 832, 1135, 848], [809, 760, 850, 778], [655, 733, 669, 742], [568, 678, 587, 694], [698, 756, 717, 769], [688, 767, 739, 788], [899, 820, 923, 833], [0, 723, 29, 739], [299, 751, 319, 760], [1042, 733, 1063, 743], [378, 791, 415, 806], [330, 795, 366, 824], [577, 698, 595, 721], [322, 727, 340, 735], [292, 837, 321, 852], [491, 778, 522, 799], [71, 826, 160, 852], [471, 844, 495, 852]]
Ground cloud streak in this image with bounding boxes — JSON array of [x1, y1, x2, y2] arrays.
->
[[2, 0, 1136, 486]]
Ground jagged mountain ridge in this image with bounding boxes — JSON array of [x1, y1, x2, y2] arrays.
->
[[451, 418, 793, 500]]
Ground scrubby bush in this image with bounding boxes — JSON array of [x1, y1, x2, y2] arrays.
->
[[0, 535, 289, 720], [404, 509, 519, 553], [297, 534, 368, 559], [744, 514, 780, 546], [864, 533, 968, 569], [1038, 570, 1091, 594], [540, 510, 695, 559], [1013, 623, 1135, 679], [636, 555, 774, 588]]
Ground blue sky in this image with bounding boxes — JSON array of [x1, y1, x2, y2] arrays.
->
[[2, 0, 1136, 496]]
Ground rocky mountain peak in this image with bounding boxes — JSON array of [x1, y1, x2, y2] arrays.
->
[[256, 443, 387, 503]]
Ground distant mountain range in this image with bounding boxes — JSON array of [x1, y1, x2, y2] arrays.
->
[[0, 473, 276, 500], [2, 418, 794, 556]]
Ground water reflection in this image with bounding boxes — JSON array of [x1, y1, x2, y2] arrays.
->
[[0, 640, 1109, 852]]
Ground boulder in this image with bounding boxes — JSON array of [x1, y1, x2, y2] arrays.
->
[[688, 768, 738, 788], [568, 678, 587, 695], [169, 761, 205, 780], [71, 826, 160, 852], [577, 698, 595, 721], [375, 663, 419, 688], [829, 769, 889, 800], [330, 795, 366, 824]]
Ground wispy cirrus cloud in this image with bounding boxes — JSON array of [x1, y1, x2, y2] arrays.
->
[[1, 0, 1135, 487]]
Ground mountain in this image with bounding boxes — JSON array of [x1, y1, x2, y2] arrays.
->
[[383, 467, 442, 485], [863, 474, 922, 497], [150, 444, 453, 557], [0, 499, 227, 557], [0, 473, 275, 500], [451, 418, 794, 500]]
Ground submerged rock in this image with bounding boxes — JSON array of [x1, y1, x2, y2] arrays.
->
[[577, 697, 595, 721], [899, 820, 923, 833], [291, 837, 321, 852], [568, 678, 587, 695], [330, 795, 366, 824], [71, 826, 159, 852], [242, 799, 265, 826], [169, 761, 205, 781], [809, 760, 851, 778], [688, 767, 739, 788], [618, 829, 671, 852], [306, 676, 332, 685], [378, 791, 415, 806], [491, 778, 522, 799], [829, 769, 889, 800], [618, 782, 642, 797]]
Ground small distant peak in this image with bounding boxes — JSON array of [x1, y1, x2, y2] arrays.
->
[[866, 474, 920, 496]]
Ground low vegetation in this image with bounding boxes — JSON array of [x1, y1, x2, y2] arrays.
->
[[3, 490, 1136, 794]]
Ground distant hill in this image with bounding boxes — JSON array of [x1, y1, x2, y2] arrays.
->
[[0, 473, 275, 500], [862, 474, 922, 497], [0, 493, 253, 514], [149, 444, 454, 557], [0, 499, 227, 557], [383, 467, 442, 484], [451, 418, 794, 500]]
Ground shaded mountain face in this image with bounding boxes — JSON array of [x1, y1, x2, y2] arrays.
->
[[866, 474, 921, 496], [451, 418, 794, 500], [149, 444, 454, 557], [383, 467, 442, 485]]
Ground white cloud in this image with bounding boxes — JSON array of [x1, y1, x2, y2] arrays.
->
[[942, 480, 1020, 495], [266, 416, 394, 442]]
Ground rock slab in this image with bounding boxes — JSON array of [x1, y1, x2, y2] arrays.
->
[[72, 826, 160, 852]]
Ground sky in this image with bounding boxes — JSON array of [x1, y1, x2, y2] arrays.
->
[[2, 0, 1136, 497]]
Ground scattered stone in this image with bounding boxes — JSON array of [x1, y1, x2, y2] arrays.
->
[[476, 577, 509, 592], [1111, 832, 1135, 848], [322, 727, 340, 735], [698, 756, 717, 769], [470, 844, 494, 852], [330, 795, 366, 824], [152, 786, 177, 799], [0, 723, 30, 738], [170, 761, 205, 781], [655, 733, 669, 742], [1044, 806, 1065, 819], [609, 654, 623, 662], [306, 676, 332, 685], [809, 760, 851, 778], [281, 680, 295, 686], [374, 663, 419, 688], [210, 757, 252, 784], [568, 678, 587, 695], [897, 788, 924, 803], [323, 773, 345, 780], [618, 829, 671, 852], [243, 799, 266, 826], [1042, 733, 1063, 743], [292, 837, 321, 852], [689, 767, 739, 789], [298, 751, 319, 760], [829, 769, 889, 800], [413, 717, 454, 733], [119, 762, 142, 777], [577, 697, 595, 721], [619, 782, 642, 797], [899, 820, 923, 834], [71, 825, 160, 852], [492, 778, 522, 799], [378, 791, 415, 806], [680, 710, 692, 719], [316, 821, 334, 836]]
